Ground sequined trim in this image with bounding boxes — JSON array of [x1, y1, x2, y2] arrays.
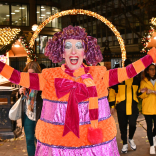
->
[[40, 96, 111, 125], [37, 137, 115, 149], [40, 114, 111, 125], [43, 96, 107, 104], [35, 137, 120, 156]]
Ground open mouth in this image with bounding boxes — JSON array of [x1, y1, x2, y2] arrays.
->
[[69, 56, 79, 65]]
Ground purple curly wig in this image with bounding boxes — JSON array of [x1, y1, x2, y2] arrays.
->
[[45, 25, 103, 65]]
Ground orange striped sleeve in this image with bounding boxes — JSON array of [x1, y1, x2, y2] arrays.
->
[[0, 61, 46, 90], [0, 64, 14, 80], [38, 73, 46, 90], [117, 67, 129, 83], [132, 59, 145, 74], [19, 72, 30, 88]]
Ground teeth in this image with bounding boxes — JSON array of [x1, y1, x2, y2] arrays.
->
[[71, 58, 78, 60], [70, 58, 78, 64]]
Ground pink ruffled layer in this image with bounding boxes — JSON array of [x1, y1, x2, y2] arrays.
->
[[41, 97, 110, 125], [35, 137, 119, 156]]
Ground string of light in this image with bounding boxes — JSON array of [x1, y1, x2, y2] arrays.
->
[[29, 9, 126, 66], [0, 28, 20, 46]]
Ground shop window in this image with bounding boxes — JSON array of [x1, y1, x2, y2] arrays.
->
[[36, 35, 53, 54], [11, 4, 29, 26], [37, 5, 61, 29], [0, 3, 29, 26], [0, 3, 9, 25]]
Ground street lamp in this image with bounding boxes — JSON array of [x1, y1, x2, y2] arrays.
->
[[32, 24, 38, 31]]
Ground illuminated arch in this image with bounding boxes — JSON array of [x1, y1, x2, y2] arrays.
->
[[29, 9, 126, 66]]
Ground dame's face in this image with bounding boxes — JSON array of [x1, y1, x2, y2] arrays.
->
[[63, 39, 85, 71], [147, 65, 156, 78]]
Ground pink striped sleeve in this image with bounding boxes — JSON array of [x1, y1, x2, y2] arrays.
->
[[105, 53, 155, 87], [0, 61, 45, 90]]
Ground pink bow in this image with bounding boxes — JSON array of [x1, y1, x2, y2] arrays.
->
[[55, 78, 89, 138]]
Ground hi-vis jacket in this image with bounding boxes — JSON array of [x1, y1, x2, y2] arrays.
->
[[139, 78, 156, 115], [108, 77, 141, 115]]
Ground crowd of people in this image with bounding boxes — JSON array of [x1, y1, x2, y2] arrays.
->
[[109, 60, 156, 155], [0, 25, 156, 156]]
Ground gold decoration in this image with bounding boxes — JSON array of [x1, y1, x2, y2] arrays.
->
[[151, 18, 156, 26], [29, 9, 126, 66], [0, 27, 20, 46]]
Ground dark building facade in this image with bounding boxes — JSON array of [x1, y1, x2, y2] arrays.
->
[[61, 0, 156, 68], [0, 0, 62, 70]]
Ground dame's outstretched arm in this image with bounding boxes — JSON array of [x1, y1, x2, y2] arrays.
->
[[104, 47, 156, 87], [0, 61, 46, 90]]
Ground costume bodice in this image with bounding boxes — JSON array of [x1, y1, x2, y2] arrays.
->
[[41, 66, 108, 101]]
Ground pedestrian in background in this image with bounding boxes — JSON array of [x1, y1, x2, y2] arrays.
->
[[19, 61, 42, 156], [109, 59, 141, 154], [140, 63, 156, 154]]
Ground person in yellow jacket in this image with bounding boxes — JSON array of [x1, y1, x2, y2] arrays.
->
[[140, 63, 156, 154], [109, 59, 141, 154]]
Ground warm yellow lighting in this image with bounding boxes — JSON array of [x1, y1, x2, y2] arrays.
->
[[29, 9, 126, 66], [0, 27, 20, 46], [14, 44, 20, 47], [32, 24, 38, 31]]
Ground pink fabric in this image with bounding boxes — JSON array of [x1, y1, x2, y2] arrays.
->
[[29, 73, 40, 90], [81, 73, 93, 80], [35, 137, 119, 156], [89, 109, 98, 120], [55, 78, 89, 138], [84, 66, 90, 73], [88, 86, 98, 97], [141, 54, 153, 68], [126, 64, 137, 78], [9, 69, 20, 84], [109, 68, 119, 87], [0, 61, 5, 72], [40, 97, 110, 124]]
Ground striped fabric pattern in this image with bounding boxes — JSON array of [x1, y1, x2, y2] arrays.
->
[[61, 64, 99, 129], [0, 61, 41, 90], [107, 51, 155, 87]]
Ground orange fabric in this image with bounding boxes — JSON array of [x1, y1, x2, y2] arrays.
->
[[42, 66, 108, 101], [117, 67, 129, 83], [73, 68, 85, 77], [103, 70, 109, 88], [19, 72, 30, 88], [148, 47, 156, 63], [132, 60, 145, 74], [36, 116, 117, 147], [90, 119, 98, 128], [89, 97, 98, 109], [0, 64, 14, 80], [38, 73, 46, 91], [83, 78, 95, 87]]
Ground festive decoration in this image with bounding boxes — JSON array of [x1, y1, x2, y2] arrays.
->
[[32, 24, 38, 31], [0, 55, 7, 63], [29, 9, 126, 66], [0, 28, 37, 62], [0, 28, 20, 46], [18, 36, 37, 63], [151, 18, 156, 26], [140, 18, 156, 53]]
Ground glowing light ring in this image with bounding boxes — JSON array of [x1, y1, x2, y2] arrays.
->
[[151, 18, 156, 26], [29, 9, 126, 66]]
